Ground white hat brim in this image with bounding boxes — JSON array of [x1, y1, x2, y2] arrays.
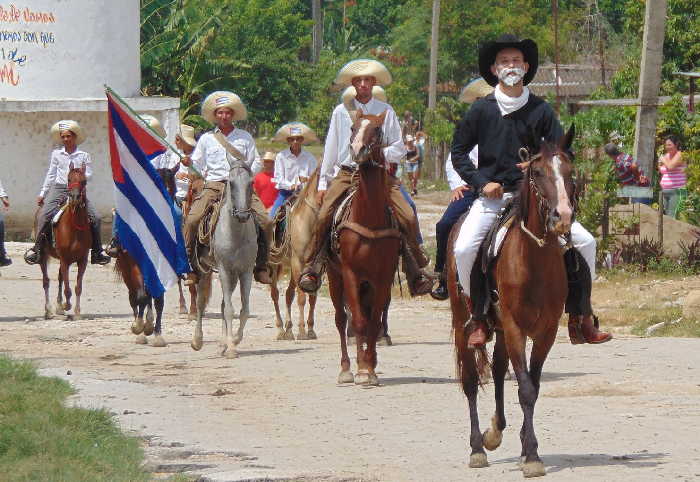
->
[[335, 59, 392, 87], [459, 78, 494, 103], [273, 123, 319, 145], [51, 120, 86, 145], [202, 91, 248, 124]]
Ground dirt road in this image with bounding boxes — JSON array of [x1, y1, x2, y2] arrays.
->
[[1, 197, 700, 481]]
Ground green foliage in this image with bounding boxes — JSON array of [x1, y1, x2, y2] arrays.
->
[[0, 355, 147, 481]]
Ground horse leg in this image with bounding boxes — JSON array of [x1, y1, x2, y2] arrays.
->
[[177, 280, 188, 315], [151, 296, 167, 347], [271, 268, 286, 340], [283, 280, 296, 340], [134, 295, 149, 344], [40, 258, 53, 319], [234, 271, 252, 347], [188, 283, 197, 321], [191, 274, 209, 351], [377, 298, 392, 346], [504, 321, 547, 478], [61, 261, 72, 313], [55, 263, 64, 316], [344, 274, 371, 385], [73, 258, 87, 320], [143, 299, 155, 336], [483, 331, 508, 451], [306, 292, 318, 340], [219, 269, 237, 358], [363, 289, 385, 386], [328, 270, 352, 384]]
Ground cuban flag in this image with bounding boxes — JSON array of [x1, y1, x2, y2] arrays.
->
[[107, 90, 189, 297]]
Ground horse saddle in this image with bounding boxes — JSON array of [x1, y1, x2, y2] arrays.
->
[[196, 193, 225, 248], [271, 191, 299, 248]]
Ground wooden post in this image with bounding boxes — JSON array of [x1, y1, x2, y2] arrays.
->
[[690, 77, 695, 113], [658, 189, 664, 246], [553, 0, 560, 114], [428, 0, 440, 110], [311, 0, 323, 64]]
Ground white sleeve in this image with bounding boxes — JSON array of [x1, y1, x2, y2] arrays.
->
[[0, 178, 7, 198], [39, 151, 58, 197], [445, 153, 466, 190], [469, 145, 478, 168], [168, 151, 181, 169], [83, 153, 93, 182], [273, 153, 291, 190], [190, 137, 207, 176], [246, 137, 262, 175], [318, 109, 341, 191], [381, 108, 407, 164]]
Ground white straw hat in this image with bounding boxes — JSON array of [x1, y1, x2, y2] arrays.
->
[[140, 114, 166, 138], [262, 151, 276, 161], [272, 122, 319, 145], [341, 85, 388, 103], [51, 120, 86, 145], [458, 78, 494, 103], [202, 91, 248, 123], [178, 124, 197, 147], [334, 59, 392, 87]]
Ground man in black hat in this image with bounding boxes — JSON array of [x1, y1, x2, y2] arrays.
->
[[451, 34, 611, 347]]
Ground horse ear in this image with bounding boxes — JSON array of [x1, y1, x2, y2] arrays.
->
[[560, 124, 575, 153]]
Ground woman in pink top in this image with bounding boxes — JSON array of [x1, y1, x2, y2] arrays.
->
[[658, 135, 687, 218]]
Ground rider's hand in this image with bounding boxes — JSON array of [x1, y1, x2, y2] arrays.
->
[[316, 190, 326, 205], [37, 196, 44, 206], [181, 156, 191, 167], [299, 176, 309, 183], [482, 182, 503, 200], [451, 185, 470, 202], [516, 161, 531, 172], [1, 197, 9, 208], [175, 171, 188, 180]]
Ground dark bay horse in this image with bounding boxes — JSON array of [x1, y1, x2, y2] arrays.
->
[[39, 164, 91, 319], [447, 127, 576, 477], [328, 110, 401, 386]]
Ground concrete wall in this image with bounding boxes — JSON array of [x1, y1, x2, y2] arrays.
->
[[0, 0, 140, 98], [0, 99, 180, 238]]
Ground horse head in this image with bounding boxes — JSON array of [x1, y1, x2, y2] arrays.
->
[[521, 125, 576, 237], [67, 162, 87, 208], [226, 156, 253, 223], [349, 110, 386, 167]]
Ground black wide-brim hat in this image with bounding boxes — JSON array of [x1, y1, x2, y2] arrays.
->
[[478, 34, 538, 87]]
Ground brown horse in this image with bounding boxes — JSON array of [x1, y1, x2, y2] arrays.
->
[[269, 168, 320, 341], [327, 110, 401, 386], [39, 165, 91, 320], [447, 128, 576, 477]]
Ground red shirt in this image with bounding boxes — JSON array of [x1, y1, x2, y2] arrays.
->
[[253, 171, 278, 209]]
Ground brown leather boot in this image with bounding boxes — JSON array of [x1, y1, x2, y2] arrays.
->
[[568, 314, 611, 344], [184, 272, 199, 286], [467, 318, 488, 348], [254, 267, 272, 285]]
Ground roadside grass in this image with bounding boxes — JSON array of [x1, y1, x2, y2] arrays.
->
[[0, 355, 148, 482], [629, 307, 700, 337]]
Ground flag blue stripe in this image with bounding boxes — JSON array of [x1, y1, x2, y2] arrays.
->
[[114, 214, 166, 298]]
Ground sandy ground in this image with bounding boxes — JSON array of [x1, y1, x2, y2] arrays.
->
[[1, 196, 700, 481]]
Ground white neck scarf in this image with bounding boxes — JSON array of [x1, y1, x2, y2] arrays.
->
[[494, 84, 530, 116]]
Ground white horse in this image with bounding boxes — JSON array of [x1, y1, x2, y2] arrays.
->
[[191, 158, 257, 358]]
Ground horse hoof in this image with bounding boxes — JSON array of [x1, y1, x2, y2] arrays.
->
[[306, 329, 317, 340], [224, 347, 238, 359], [151, 335, 167, 347], [232, 335, 242, 346], [275, 331, 286, 341], [55, 306, 64, 316], [354, 371, 377, 386], [179, 307, 188, 315], [337, 370, 354, 384], [143, 321, 155, 337], [377, 335, 392, 346], [522, 461, 546, 478], [296, 331, 308, 340], [45, 311, 53, 320], [62, 302, 71, 312], [483, 416, 503, 451], [134, 334, 148, 345], [283, 330, 295, 341], [188, 313, 196, 321], [469, 452, 489, 468], [191, 336, 203, 351], [131, 320, 145, 335], [73, 313, 82, 321]]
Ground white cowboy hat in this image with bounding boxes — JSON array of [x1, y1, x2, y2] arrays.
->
[[405, 135, 415, 142], [458, 78, 494, 103], [140, 114, 166, 138], [262, 151, 276, 162], [202, 91, 248, 124], [341, 85, 388, 103], [334, 59, 392, 87], [178, 124, 197, 147], [51, 120, 86, 145], [272, 122, 319, 145]]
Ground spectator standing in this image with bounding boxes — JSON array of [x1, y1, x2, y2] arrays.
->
[[253, 151, 279, 211], [0, 176, 11, 266], [604, 143, 651, 205], [658, 135, 687, 218], [405, 135, 421, 196]]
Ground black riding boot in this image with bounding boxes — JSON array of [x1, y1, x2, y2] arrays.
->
[[90, 219, 111, 265], [24, 222, 51, 265], [0, 217, 11, 267], [254, 224, 272, 284], [430, 271, 448, 300]]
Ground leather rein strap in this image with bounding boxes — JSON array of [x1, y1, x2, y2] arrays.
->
[[338, 221, 401, 240]]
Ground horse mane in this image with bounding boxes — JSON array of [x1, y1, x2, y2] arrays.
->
[[299, 166, 320, 198]]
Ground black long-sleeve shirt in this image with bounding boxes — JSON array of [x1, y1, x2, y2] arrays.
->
[[451, 93, 564, 193]]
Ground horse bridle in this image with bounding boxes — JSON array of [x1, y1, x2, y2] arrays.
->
[[227, 160, 253, 218], [67, 175, 89, 230]]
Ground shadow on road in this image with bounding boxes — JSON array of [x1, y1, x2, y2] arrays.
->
[[493, 451, 668, 472], [380, 376, 455, 386]]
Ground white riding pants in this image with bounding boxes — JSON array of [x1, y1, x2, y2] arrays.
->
[[454, 194, 596, 296]]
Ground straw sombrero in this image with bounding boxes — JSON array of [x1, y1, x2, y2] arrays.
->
[[341, 85, 388, 103], [262, 151, 276, 161], [458, 78, 494, 103], [140, 114, 166, 138], [51, 120, 86, 145], [272, 122, 319, 145], [178, 124, 197, 147], [334, 59, 392, 87], [202, 91, 248, 124]]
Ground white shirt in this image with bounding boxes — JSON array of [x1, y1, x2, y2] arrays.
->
[[273, 148, 317, 191], [190, 127, 261, 182], [319, 97, 406, 190], [0, 177, 7, 198], [445, 147, 478, 190], [39, 148, 93, 197], [151, 152, 178, 170]]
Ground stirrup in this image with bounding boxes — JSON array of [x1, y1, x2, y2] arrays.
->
[[298, 272, 320, 293], [24, 248, 39, 265]]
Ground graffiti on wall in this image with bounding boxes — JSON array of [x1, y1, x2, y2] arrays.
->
[[0, 4, 56, 86]]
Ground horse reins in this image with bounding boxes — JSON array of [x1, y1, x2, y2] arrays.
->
[[67, 180, 89, 231], [518, 148, 549, 248]]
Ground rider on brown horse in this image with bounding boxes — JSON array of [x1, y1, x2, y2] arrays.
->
[[451, 34, 612, 347], [180, 91, 273, 285], [298, 59, 433, 296], [24, 120, 110, 266]]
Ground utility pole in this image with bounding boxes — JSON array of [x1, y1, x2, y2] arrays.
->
[[428, 0, 440, 110], [553, 0, 560, 114], [312, 0, 323, 63], [632, 0, 667, 201]]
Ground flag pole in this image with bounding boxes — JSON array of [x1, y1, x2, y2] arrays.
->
[[104, 85, 202, 177]]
